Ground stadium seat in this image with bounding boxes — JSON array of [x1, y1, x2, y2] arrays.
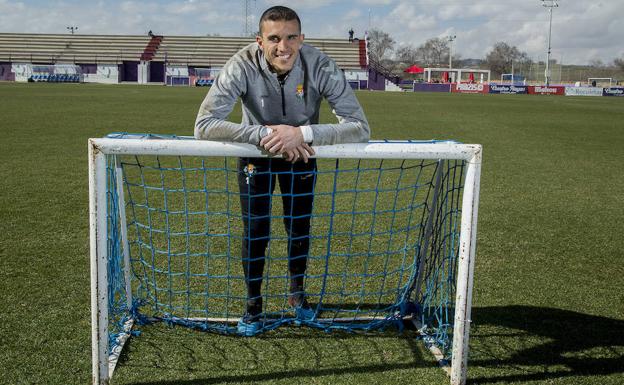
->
[[194, 78, 214, 87]]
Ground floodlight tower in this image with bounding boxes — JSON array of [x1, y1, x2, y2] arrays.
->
[[448, 35, 457, 69], [67, 26, 78, 34], [243, 0, 256, 36], [542, 0, 558, 86], [448, 35, 456, 82]]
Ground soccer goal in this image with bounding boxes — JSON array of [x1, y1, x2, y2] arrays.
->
[[166, 75, 190, 86], [587, 77, 613, 87], [88, 134, 482, 385]]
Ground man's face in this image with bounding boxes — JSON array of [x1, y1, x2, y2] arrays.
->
[[256, 19, 304, 75]]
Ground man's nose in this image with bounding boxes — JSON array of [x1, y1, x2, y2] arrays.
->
[[277, 39, 288, 51]]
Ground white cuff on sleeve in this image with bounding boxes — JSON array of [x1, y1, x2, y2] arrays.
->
[[300, 125, 313, 143]]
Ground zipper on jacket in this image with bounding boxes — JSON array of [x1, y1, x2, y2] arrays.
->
[[278, 78, 286, 116]]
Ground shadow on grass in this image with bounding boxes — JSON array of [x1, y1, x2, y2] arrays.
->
[[115, 305, 623, 384], [124, 362, 425, 385], [117, 325, 440, 385], [469, 305, 624, 384]]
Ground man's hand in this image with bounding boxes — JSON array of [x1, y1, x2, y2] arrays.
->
[[260, 125, 315, 162], [260, 124, 302, 153], [283, 143, 315, 163]]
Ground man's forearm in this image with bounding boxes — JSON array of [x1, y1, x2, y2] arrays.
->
[[194, 116, 266, 144], [309, 121, 370, 146]]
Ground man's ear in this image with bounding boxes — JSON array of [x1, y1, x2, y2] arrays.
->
[[256, 34, 263, 47]]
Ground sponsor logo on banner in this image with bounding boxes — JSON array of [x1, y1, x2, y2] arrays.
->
[[453, 83, 488, 94], [528, 86, 565, 95], [489, 85, 528, 94], [603, 87, 624, 96], [565, 87, 603, 96]]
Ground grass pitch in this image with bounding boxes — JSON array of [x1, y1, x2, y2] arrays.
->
[[0, 82, 623, 385]]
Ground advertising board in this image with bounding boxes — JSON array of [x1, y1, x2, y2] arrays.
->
[[414, 83, 451, 93], [452, 83, 489, 94], [528, 86, 565, 95], [489, 84, 528, 94], [603, 87, 624, 97], [565, 87, 603, 96]]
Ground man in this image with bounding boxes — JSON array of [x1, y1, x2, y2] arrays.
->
[[195, 5, 370, 336]]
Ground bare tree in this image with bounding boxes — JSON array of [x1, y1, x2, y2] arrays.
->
[[485, 42, 530, 75], [367, 28, 395, 64], [589, 59, 605, 68], [415, 37, 449, 67], [396, 44, 419, 65], [614, 57, 624, 72]]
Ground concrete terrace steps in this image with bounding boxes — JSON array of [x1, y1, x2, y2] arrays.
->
[[0, 32, 151, 63], [156, 36, 360, 68], [0, 32, 363, 69], [141, 35, 163, 61]]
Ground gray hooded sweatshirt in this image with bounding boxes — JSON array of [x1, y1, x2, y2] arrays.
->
[[194, 42, 370, 146]]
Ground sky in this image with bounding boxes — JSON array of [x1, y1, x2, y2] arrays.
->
[[0, 0, 622, 65]]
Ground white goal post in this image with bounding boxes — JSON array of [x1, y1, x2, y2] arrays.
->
[[88, 137, 482, 385]]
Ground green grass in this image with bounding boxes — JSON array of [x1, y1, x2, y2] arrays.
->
[[1, 82, 623, 385]]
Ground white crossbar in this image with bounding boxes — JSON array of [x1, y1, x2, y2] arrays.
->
[[89, 138, 480, 161]]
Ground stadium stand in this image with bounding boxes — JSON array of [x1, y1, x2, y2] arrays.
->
[[153, 35, 361, 69], [0, 33, 150, 64], [0, 32, 368, 86], [0, 33, 361, 68]]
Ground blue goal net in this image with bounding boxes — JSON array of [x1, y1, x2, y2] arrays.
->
[[101, 134, 467, 366]]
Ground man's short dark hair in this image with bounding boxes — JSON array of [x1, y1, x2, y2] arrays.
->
[[258, 6, 301, 34]]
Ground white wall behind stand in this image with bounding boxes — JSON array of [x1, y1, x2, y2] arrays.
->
[[166, 65, 189, 77], [83, 65, 120, 84], [11, 63, 32, 82], [343, 69, 368, 82], [138, 61, 150, 84]]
